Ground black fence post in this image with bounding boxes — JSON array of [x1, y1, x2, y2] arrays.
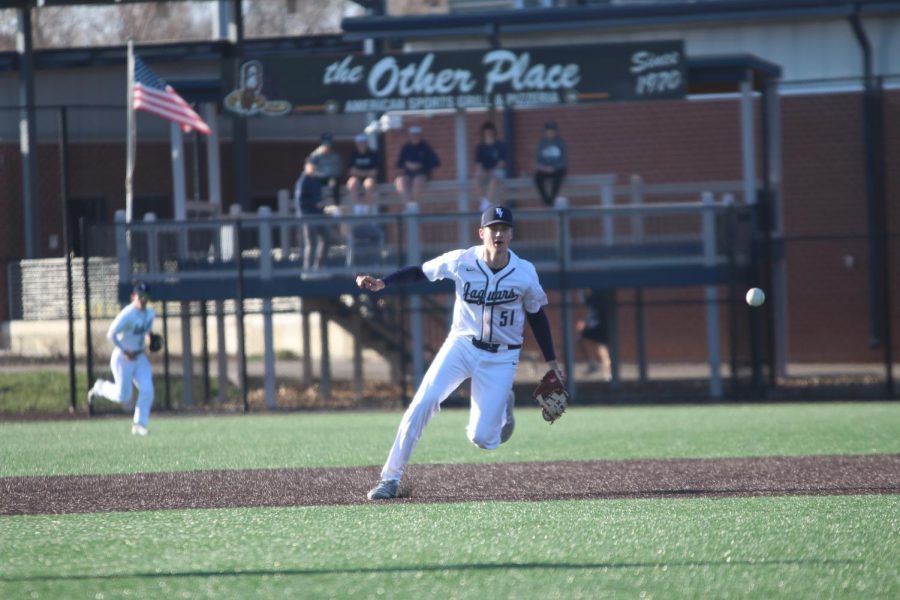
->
[[634, 288, 647, 384], [872, 77, 894, 398], [397, 214, 408, 405], [762, 194, 778, 389], [726, 203, 739, 396], [749, 205, 766, 391], [59, 107, 76, 413], [234, 218, 249, 413], [81, 217, 95, 414], [162, 301, 171, 410], [200, 299, 211, 402]]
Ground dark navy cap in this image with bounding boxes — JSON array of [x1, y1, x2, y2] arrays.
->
[[480, 206, 514, 227], [544, 120, 558, 130], [132, 282, 150, 296]]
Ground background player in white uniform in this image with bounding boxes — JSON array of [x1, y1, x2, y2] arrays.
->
[[87, 282, 157, 436], [356, 206, 563, 499]]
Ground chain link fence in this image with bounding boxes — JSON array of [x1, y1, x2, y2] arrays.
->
[[1, 97, 896, 408]]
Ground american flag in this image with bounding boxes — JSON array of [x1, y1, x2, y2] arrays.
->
[[132, 55, 210, 135]]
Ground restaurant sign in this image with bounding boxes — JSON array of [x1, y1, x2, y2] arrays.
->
[[223, 40, 686, 116]]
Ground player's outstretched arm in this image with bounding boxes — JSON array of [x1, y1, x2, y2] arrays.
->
[[357, 266, 427, 293], [356, 275, 385, 292]]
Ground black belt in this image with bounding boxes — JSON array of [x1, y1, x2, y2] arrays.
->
[[471, 338, 522, 353]]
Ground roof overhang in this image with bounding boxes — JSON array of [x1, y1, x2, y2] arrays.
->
[[687, 54, 782, 93], [341, 0, 900, 41], [0, 34, 364, 74]]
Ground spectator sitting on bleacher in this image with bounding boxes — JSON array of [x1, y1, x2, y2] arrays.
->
[[395, 125, 440, 205], [309, 132, 344, 206], [474, 122, 508, 212], [293, 159, 329, 270], [346, 133, 379, 214], [533, 121, 568, 207]]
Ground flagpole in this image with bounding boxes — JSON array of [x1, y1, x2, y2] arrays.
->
[[126, 39, 136, 225]]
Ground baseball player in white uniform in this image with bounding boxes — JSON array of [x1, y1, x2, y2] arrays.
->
[[356, 206, 563, 499], [87, 282, 156, 436]]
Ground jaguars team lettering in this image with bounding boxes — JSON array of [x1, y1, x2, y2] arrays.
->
[[462, 282, 520, 306]]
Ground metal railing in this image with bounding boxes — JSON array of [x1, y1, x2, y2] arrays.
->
[[117, 197, 746, 287]]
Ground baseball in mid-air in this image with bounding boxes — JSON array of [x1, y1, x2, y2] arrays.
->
[[745, 287, 766, 307]]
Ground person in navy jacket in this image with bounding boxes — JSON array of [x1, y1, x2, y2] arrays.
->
[[394, 125, 440, 205], [473, 122, 508, 211]]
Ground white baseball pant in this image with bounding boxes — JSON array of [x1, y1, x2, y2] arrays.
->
[[93, 348, 154, 427], [380, 334, 518, 482]]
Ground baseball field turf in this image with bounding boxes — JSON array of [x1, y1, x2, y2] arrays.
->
[[2, 402, 899, 598]]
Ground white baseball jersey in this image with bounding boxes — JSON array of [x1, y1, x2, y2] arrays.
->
[[106, 304, 156, 353], [93, 302, 156, 428], [422, 246, 548, 345]]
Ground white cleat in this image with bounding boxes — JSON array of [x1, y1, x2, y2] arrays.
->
[[86, 388, 96, 413], [131, 424, 149, 437], [367, 479, 399, 500]]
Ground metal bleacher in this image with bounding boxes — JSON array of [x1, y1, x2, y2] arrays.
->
[[112, 174, 759, 400], [116, 175, 754, 301]]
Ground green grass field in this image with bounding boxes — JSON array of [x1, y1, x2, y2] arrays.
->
[[2, 403, 899, 598]]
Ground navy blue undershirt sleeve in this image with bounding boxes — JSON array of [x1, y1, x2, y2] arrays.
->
[[382, 265, 427, 287], [526, 307, 556, 362]]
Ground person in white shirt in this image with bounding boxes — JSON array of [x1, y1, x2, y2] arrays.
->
[[87, 281, 157, 436], [356, 206, 563, 499]]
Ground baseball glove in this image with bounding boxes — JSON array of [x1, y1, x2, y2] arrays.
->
[[533, 369, 569, 423], [149, 333, 163, 353]]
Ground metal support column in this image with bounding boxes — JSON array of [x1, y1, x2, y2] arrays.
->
[[353, 309, 364, 400], [558, 211, 576, 398], [634, 288, 648, 383], [601, 184, 615, 245], [17, 7, 40, 258], [232, 213, 249, 413], [850, 12, 893, 396], [762, 79, 788, 380], [204, 104, 222, 211], [301, 307, 313, 387], [82, 217, 95, 395], [454, 109, 470, 246], [171, 123, 193, 406], [607, 291, 620, 388], [320, 312, 332, 401], [702, 192, 723, 398], [740, 77, 757, 206], [143, 213, 168, 408], [162, 300, 171, 410], [405, 204, 424, 387], [59, 107, 77, 413], [259, 207, 277, 408], [222, 0, 251, 211]]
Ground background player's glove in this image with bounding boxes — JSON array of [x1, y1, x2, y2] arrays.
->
[[532, 369, 569, 423], [149, 333, 163, 353]]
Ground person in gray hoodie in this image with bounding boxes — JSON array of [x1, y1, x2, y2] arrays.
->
[[309, 132, 344, 206], [533, 121, 568, 207]]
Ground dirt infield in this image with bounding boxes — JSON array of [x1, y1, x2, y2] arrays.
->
[[2, 454, 898, 516]]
